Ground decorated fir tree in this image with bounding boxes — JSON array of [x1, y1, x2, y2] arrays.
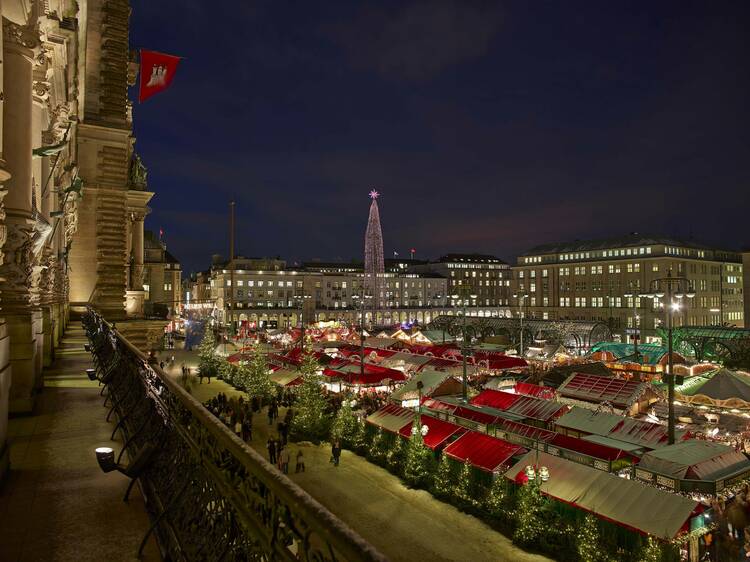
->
[[453, 459, 477, 507], [368, 427, 387, 463], [577, 513, 606, 562], [197, 328, 219, 378], [513, 481, 547, 546], [244, 343, 274, 402], [331, 399, 360, 448], [484, 475, 510, 519], [386, 435, 406, 473], [639, 537, 667, 562], [402, 415, 433, 488], [351, 419, 368, 455], [290, 346, 330, 441], [433, 454, 455, 498]]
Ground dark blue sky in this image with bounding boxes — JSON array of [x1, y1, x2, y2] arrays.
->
[[129, 1, 749, 273]]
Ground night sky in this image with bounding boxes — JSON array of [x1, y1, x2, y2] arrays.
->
[[129, 1, 749, 274]]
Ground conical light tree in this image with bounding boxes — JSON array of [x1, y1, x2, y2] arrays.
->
[[331, 399, 360, 448], [197, 328, 219, 378], [433, 454, 455, 497], [513, 481, 547, 545], [454, 459, 477, 507], [364, 190, 384, 315], [577, 513, 608, 562], [244, 343, 273, 402], [403, 413, 433, 488]]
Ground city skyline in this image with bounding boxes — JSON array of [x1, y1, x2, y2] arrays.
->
[[130, 0, 750, 273]]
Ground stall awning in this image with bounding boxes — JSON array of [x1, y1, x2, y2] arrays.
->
[[505, 452, 700, 539], [444, 432, 522, 473], [269, 369, 302, 387], [471, 389, 521, 410], [638, 440, 750, 481], [366, 404, 415, 434], [397, 415, 466, 450], [471, 390, 567, 423], [549, 433, 637, 463]]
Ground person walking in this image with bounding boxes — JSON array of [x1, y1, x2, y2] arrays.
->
[[234, 418, 242, 438], [242, 417, 252, 442], [267, 437, 277, 465], [332, 440, 341, 467], [295, 450, 305, 473], [280, 447, 290, 474]]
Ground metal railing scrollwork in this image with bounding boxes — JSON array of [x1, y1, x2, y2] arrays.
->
[[83, 308, 387, 562]]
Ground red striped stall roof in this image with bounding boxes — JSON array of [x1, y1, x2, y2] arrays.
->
[[496, 419, 557, 442], [421, 398, 502, 426], [398, 415, 466, 450], [514, 382, 555, 400], [444, 431, 523, 473], [550, 433, 638, 462], [557, 373, 646, 409], [470, 389, 521, 410]]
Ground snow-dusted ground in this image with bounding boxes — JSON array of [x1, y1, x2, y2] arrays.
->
[[163, 349, 552, 562]]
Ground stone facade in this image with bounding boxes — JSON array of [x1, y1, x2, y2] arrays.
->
[[0, 0, 161, 483]]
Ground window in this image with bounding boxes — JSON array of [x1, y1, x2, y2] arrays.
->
[[164, 283, 172, 291], [652, 264, 659, 273]]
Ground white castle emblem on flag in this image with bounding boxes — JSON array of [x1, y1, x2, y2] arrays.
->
[[146, 64, 167, 87]]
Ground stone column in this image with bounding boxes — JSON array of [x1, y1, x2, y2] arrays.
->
[[132, 212, 145, 289], [124, 211, 145, 317], [1, 18, 40, 413], [0, 5, 10, 483]]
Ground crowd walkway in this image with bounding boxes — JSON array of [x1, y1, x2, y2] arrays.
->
[[0, 323, 159, 562], [165, 353, 551, 562]]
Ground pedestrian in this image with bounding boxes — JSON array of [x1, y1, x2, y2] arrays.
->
[[159, 360, 165, 370], [267, 437, 276, 464], [242, 417, 252, 442], [267, 407, 274, 426], [234, 418, 242, 438], [295, 450, 305, 473], [274, 437, 282, 465], [280, 447, 290, 474], [277, 421, 287, 446], [331, 440, 341, 467]]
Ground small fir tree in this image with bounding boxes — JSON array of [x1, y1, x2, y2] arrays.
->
[[639, 537, 667, 562], [290, 346, 330, 441], [433, 454, 455, 497], [368, 427, 387, 463], [484, 476, 510, 519], [351, 419, 368, 455], [402, 416, 433, 488], [386, 435, 406, 473], [454, 460, 478, 507], [577, 513, 606, 562], [197, 328, 219, 378], [513, 481, 547, 545], [244, 343, 273, 402], [331, 400, 360, 448]]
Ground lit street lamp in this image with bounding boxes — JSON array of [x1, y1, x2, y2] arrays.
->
[[512, 292, 530, 357], [643, 269, 695, 445], [451, 288, 477, 404]]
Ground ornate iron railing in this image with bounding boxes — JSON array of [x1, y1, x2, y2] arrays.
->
[[83, 308, 386, 562]]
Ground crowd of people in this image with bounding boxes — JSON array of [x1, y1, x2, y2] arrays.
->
[[205, 393, 254, 443]]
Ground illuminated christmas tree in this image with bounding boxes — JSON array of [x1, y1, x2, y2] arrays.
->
[[331, 399, 359, 447], [197, 328, 220, 378], [433, 454, 455, 497], [513, 481, 547, 545], [454, 460, 477, 507], [290, 346, 330, 441], [244, 343, 273, 402], [484, 476, 510, 518], [577, 513, 605, 562], [403, 415, 433, 488], [364, 189, 384, 318]]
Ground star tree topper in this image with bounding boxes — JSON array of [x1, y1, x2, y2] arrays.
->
[[369, 189, 380, 199]]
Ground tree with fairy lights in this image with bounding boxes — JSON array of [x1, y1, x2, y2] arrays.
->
[[244, 343, 273, 402], [513, 480, 547, 546], [290, 344, 330, 441], [402, 414, 433, 488], [331, 399, 360, 448], [577, 513, 608, 562], [454, 459, 478, 508], [368, 427, 387, 463], [351, 419, 368, 455], [386, 435, 406, 473], [197, 328, 220, 379], [484, 476, 511, 519], [433, 454, 455, 498]]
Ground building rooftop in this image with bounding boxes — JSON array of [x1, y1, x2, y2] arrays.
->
[[520, 233, 735, 256], [438, 253, 506, 264]]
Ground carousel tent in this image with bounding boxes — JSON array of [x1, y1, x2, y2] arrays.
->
[[505, 452, 700, 539], [676, 368, 750, 407], [397, 414, 466, 450], [366, 404, 415, 434], [444, 431, 523, 473], [389, 371, 462, 405], [637, 441, 750, 481]]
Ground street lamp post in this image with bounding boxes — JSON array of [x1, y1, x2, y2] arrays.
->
[[513, 292, 530, 357], [295, 293, 311, 350], [451, 289, 477, 404], [644, 270, 695, 445], [352, 290, 373, 383], [623, 282, 649, 360]]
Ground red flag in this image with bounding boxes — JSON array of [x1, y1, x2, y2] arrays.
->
[[138, 49, 181, 103]]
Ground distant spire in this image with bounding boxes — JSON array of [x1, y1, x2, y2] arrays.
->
[[364, 190, 384, 320]]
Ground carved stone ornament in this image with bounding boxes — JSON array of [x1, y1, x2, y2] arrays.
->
[[2, 19, 43, 50], [0, 225, 34, 306]]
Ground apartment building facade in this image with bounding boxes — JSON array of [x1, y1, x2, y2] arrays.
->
[[510, 235, 743, 343]]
